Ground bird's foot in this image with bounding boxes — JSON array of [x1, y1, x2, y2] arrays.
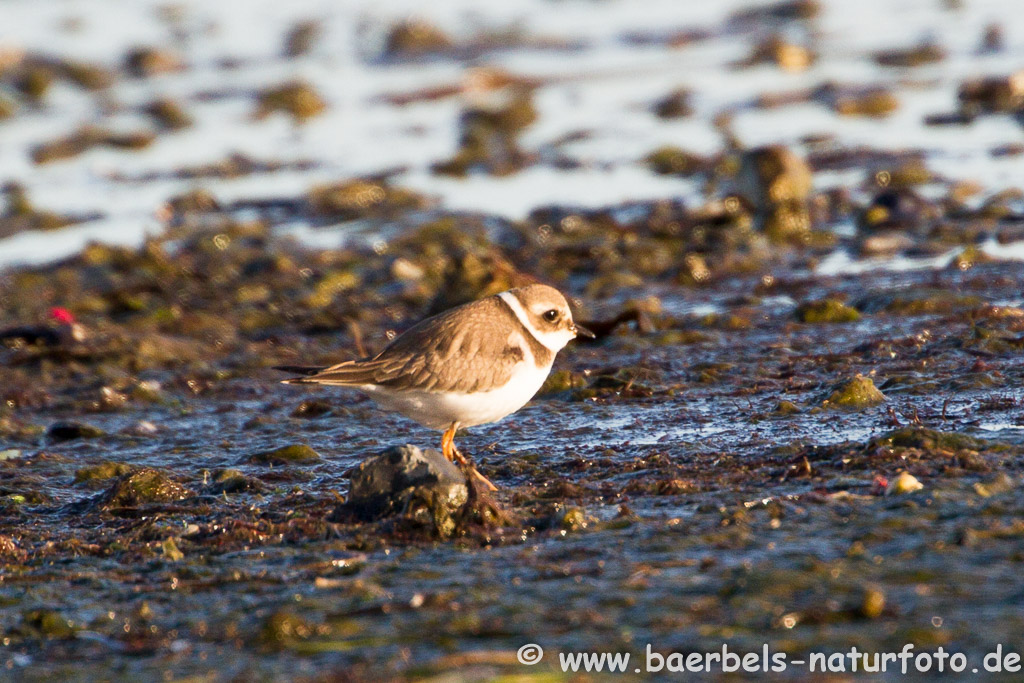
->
[[452, 447, 498, 492]]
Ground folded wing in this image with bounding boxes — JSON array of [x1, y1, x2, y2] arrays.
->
[[275, 297, 523, 394]]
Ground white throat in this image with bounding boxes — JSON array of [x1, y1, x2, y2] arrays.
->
[[498, 291, 573, 352]]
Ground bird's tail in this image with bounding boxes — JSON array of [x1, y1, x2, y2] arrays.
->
[[272, 365, 328, 384]]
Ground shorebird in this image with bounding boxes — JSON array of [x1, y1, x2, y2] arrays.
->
[[276, 284, 593, 490]]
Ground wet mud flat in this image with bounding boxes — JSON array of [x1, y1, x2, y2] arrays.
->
[[4, 0, 1024, 679], [2, 217, 1024, 681]]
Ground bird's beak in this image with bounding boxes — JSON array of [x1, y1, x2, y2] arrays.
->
[[572, 323, 595, 339]]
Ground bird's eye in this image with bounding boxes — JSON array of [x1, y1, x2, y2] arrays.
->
[[543, 309, 559, 323]]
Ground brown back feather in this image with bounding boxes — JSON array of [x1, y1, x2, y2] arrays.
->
[[289, 296, 551, 393]]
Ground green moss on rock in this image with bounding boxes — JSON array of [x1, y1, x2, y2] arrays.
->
[[796, 298, 860, 323], [823, 375, 886, 409], [161, 537, 184, 561], [645, 146, 706, 176], [74, 462, 133, 483], [49, 421, 106, 440], [539, 369, 587, 395], [773, 400, 802, 415], [871, 428, 992, 452], [23, 609, 76, 638], [250, 443, 321, 465], [99, 468, 193, 509]]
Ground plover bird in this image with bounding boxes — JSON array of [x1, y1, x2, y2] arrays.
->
[[276, 284, 593, 490]]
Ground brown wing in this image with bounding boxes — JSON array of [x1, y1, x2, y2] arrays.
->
[[284, 297, 525, 393]]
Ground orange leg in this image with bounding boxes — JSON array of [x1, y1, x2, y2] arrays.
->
[[441, 422, 458, 461], [440, 421, 498, 492]]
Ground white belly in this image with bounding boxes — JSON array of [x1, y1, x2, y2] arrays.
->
[[359, 362, 552, 430]]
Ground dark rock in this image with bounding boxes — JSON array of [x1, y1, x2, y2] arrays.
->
[[255, 81, 327, 123], [74, 461, 133, 484], [652, 89, 693, 118], [431, 86, 537, 177], [290, 400, 333, 418], [208, 468, 267, 494], [738, 35, 814, 72], [307, 179, 429, 221], [796, 298, 860, 323], [342, 445, 468, 533], [284, 20, 321, 58], [49, 421, 105, 440], [821, 375, 886, 409], [248, 443, 321, 465], [958, 71, 1024, 114], [871, 428, 992, 453], [738, 145, 813, 207], [645, 145, 708, 177], [123, 46, 183, 77], [383, 20, 453, 60], [22, 609, 76, 638], [873, 42, 945, 68], [144, 98, 193, 130], [980, 23, 1004, 54], [93, 468, 193, 510]]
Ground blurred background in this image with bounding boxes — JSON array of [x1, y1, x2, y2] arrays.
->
[[2, 0, 1022, 269]]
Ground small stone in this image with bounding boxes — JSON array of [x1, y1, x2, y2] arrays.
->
[[49, 421, 105, 440], [0, 535, 23, 560], [249, 443, 321, 465], [742, 35, 814, 72], [290, 400, 333, 418], [539, 369, 587, 396], [343, 445, 469, 533], [860, 587, 886, 618], [23, 610, 76, 638], [737, 145, 813, 210], [873, 428, 989, 452], [834, 89, 900, 117], [773, 400, 802, 416], [284, 20, 321, 58], [958, 71, 1024, 114], [124, 46, 183, 77], [652, 89, 693, 118], [307, 180, 428, 220], [74, 462, 133, 483], [161, 538, 184, 561], [980, 23, 1004, 53], [559, 506, 590, 531], [95, 468, 193, 509], [824, 375, 886, 409], [796, 299, 860, 323], [887, 471, 923, 495], [859, 232, 914, 256], [0, 449, 22, 461], [949, 245, 994, 271], [144, 98, 193, 130], [132, 380, 164, 402], [763, 203, 812, 243], [874, 43, 945, 68], [260, 609, 315, 649], [125, 420, 159, 436], [208, 468, 266, 494], [974, 473, 1015, 498], [383, 20, 453, 59], [646, 146, 706, 177], [255, 81, 327, 123], [680, 253, 711, 283]]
